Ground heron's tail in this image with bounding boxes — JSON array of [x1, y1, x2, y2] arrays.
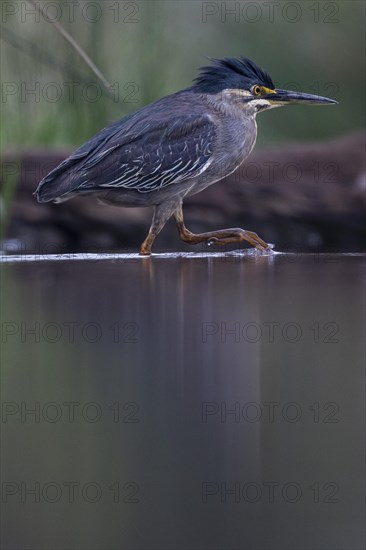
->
[[34, 173, 71, 202], [34, 154, 87, 203]]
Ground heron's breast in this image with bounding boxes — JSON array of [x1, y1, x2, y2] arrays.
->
[[211, 116, 257, 177]]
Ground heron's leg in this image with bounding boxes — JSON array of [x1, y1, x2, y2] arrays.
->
[[174, 205, 272, 251], [139, 199, 182, 255]]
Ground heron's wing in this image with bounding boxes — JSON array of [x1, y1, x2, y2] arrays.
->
[[35, 114, 139, 200], [35, 106, 216, 201], [77, 113, 216, 193]]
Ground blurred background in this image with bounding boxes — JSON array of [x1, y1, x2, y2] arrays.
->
[[1, 0, 365, 252]]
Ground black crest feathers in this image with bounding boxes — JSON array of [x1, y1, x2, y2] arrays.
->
[[193, 56, 274, 93]]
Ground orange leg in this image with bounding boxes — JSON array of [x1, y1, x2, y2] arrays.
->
[[139, 199, 182, 255], [139, 201, 273, 255], [174, 205, 272, 251]]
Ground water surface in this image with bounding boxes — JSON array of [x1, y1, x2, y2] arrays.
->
[[1, 253, 365, 550]]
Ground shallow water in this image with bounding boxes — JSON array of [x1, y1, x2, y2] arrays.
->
[[1, 253, 365, 549]]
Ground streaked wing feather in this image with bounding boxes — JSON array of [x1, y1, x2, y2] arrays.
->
[[36, 113, 149, 195], [78, 114, 215, 194]]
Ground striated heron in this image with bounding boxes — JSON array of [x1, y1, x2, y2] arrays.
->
[[35, 57, 337, 254]]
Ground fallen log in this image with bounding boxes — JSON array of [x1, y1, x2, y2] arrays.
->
[[1, 132, 365, 254]]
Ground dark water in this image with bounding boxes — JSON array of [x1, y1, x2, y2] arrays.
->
[[1, 253, 365, 550]]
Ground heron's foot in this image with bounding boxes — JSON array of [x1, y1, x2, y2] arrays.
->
[[139, 241, 152, 255], [178, 226, 272, 251], [208, 230, 273, 251]]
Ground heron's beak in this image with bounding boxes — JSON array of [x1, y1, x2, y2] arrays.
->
[[267, 89, 338, 106]]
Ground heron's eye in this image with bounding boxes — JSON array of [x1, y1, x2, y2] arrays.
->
[[252, 85, 262, 96]]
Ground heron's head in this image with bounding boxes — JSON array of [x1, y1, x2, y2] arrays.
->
[[193, 56, 337, 113]]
